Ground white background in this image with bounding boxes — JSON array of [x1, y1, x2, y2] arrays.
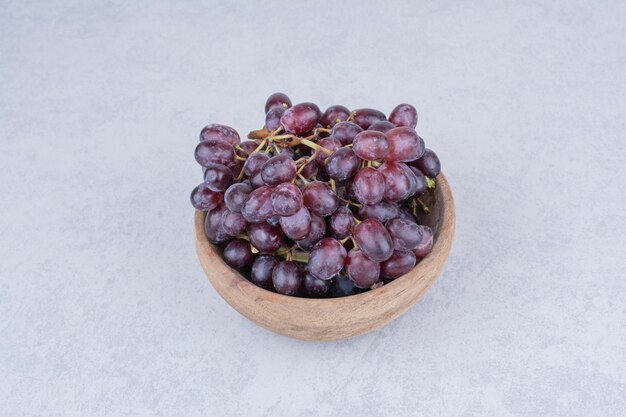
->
[[1, 1, 625, 416]]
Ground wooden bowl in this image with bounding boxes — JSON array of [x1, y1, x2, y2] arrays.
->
[[194, 173, 455, 341]]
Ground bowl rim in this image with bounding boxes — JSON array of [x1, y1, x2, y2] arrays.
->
[[194, 172, 454, 306]]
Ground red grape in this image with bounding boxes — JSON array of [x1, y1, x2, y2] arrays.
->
[[199, 124, 240, 145], [249, 171, 266, 188], [203, 163, 234, 192], [386, 217, 422, 251], [359, 201, 401, 223], [265, 106, 285, 131], [325, 147, 360, 181], [408, 166, 427, 197], [389, 103, 417, 129], [315, 137, 342, 165], [204, 204, 230, 244], [300, 160, 318, 178], [308, 238, 347, 280], [223, 239, 254, 268], [330, 121, 363, 146], [381, 250, 416, 279], [351, 108, 386, 129], [353, 218, 394, 261], [352, 167, 385, 205], [368, 120, 395, 133], [237, 141, 258, 156], [271, 182, 303, 216], [251, 255, 278, 290], [329, 275, 357, 297], [243, 152, 269, 176], [261, 154, 297, 186], [280, 102, 321, 135], [352, 131, 390, 161], [330, 206, 354, 239], [265, 92, 292, 114], [320, 105, 350, 128], [279, 206, 312, 240], [302, 181, 338, 216], [224, 182, 252, 213], [412, 225, 434, 258], [191, 183, 223, 211], [386, 127, 425, 162], [296, 213, 326, 250], [272, 261, 303, 295], [248, 222, 284, 253], [241, 186, 274, 223], [194, 139, 236, 167], [378, 161, 413, 202], [344, 249, 380, 288], [221, 209, 248, 236], [412, 148, 441, 178], [303, 273, 331, 297]]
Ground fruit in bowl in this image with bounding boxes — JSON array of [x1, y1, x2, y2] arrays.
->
[[192, 93, 455, 340]]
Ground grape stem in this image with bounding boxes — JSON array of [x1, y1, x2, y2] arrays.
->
[[337, 195, 362, 208], [346, 111, 357, 122], [426, 177, 436, 189]]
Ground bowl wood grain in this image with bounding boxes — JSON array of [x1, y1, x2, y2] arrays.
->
[[194, 173, 455, 341]]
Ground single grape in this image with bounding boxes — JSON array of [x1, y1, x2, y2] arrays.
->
[[224, 182, 252, 213], [280, 102, 321, 136], [412, 148, 441, 178], [330, 206, 354, 239], [270, 182, 303, 216], [194, 139, 236, 167], [279, 206, 312, 240], [308, 238, 347, 280], [329, 275, 357, 297], [223, 239, 254, 268], [248, 222, 284, 253], [261, 154, 297, 186], [330, 121, 363, 146], [407, 166, 427, 196], [303, 273, 331, 297], [241, 186, 274, 223], [389, 103, 418, 129], [265, 106, 285, 131], [190, 183, 223, 211], [351, 108, 386, 129], [352, 131, 390, 161], [243, 152, 270, 176], [299, 160, 318, 178], [272, 261, 303, 296], [203, 163, 234, 192], [380, 250, 416, 279], [221, 209, 248, 236], [359, 201, 401, 223], [251, 255, 278, 290], [315, 137, 342, 165], [295, 213, 326, 250], [265, 92, 292, 114], [320, 105, 350, 128], [398, 162, 420, 197], [249, 171, 266, 188], [352, 167, 385, 205], [199, 124, 240, 145], [325, 147, 360, 182], [412, 225, 434, 258], [397, 207, 418, 224], [204, 204, 230, 244], [378, 161, 413, 202], [368, 120, 396, 133], [302, 181, 339, 216], [386, 127, 425, 162], [386, 217, 422, 251], [237, 141, 259, 157], [353, 218, 394, 261], [344, 249, 380, 288]]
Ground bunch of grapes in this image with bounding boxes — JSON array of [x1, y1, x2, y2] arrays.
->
[[191, 93, 442, 298]]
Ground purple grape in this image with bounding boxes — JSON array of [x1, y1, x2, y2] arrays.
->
[[329, 275, 357, 297], [224, 182, 252, 213], [271, 182, 303, 216], [412, 148, 441, 178], [280, 102, 321, 136], [279, 206, 312, 240], [241, 186, 274, 223], [302, 181, 339, 216], [386, 127, 425, 162], [303, 273, 331, 297], [320, 105, 350, 128], [330, 121, 363, 146], [408, 166, 427, 197], [380, 250, 416, 279], [243, 152, 270, 176], [412, 225, 434, 258], [325, 147, 360, 181], [249, 171, 266, 188], [368, 120, 396, 133], [203, 163, 234, 192], [191, 183, 223, 211], [199, 124, 240, 145], [251, 255, 278, 290], [265, 106, 285, 131], [194, 139, 236, 167], [296, 213, 326, 251], [353, 218, 394, 261], [386, 217, 422, 251], [237, 141, 259, 156], [265, 92, 292, 113], [299, 160, 318, 178], [308, 238, 347, 280], [221, 209, 248, 236], [247, 222, 284, 253], [330, 206, 354, 239], [378, 162, 413, 202], [261, 154, 297, 186], [358, 201, 401, 223], [272, 261, 303, 296], [344, 249, 380, 288], [351, 108, 386, 129], [315, 137, 342, 165], [204, 204, 230, 244], [352, 131, 390, 161], [389, 103, 418, 129], [352, 167, 385, 205], [223, 239, 254, 268]]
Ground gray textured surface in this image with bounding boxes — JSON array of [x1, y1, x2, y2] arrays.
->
[[1, 1, 625, 416]]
